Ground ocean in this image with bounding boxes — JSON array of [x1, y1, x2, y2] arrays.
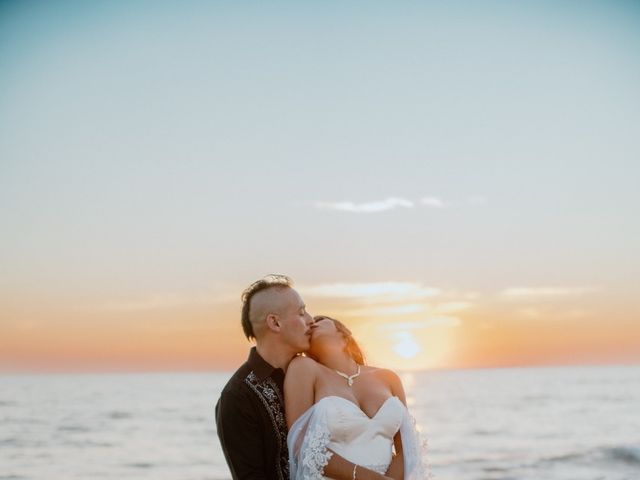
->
[[2, 364, 639, 479]]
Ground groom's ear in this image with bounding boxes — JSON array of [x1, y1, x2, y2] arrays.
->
[[265, 314, 281, 332]]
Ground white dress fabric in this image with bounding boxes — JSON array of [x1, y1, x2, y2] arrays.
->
[[287, 395, 430, 479]]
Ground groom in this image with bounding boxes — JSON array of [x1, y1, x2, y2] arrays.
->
[[215, 275, 391, 480]]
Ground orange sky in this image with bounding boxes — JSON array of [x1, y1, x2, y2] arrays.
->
[[2, 282, 639, 373]]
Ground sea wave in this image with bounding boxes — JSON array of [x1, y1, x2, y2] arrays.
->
[[604, 446, 640, 465], [107, 410, 132, 419], [537, 451, 585, 464], [535, 445, 640, 467]]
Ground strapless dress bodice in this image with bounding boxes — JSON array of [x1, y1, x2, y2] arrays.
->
[[314, 395, 404, 475]]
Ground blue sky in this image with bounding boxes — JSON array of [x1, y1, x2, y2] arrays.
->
[[1, 1, 639, 370]]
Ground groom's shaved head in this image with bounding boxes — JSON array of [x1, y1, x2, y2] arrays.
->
[[248, 288, 292, 338], [241, 274, 293, 340]]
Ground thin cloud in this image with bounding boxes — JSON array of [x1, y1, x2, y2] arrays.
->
[[420, 196, 447, 208], [560, 309, 591, 319], [379, 317, 461, 330], [99, 294, 191, 311], [314, 197, 414, 213], [347, 303, 427, 317], [345, 299, 474, 318], [517, 307, 543, 319], [516, 307, 592, 320], [433, 301, 473, 314], [301, 282, 441, 301], [500, 286, 600, 298], [314, 195, 486, 213], [76, 289, 237, 312]]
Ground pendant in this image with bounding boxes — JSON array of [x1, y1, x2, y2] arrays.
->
[[335, 364, 361, 387]]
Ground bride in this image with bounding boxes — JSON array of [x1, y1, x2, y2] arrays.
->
[[284, 315, 429, 480]]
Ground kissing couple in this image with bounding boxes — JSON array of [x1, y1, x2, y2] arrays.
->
[[216, 275, 430, 480]]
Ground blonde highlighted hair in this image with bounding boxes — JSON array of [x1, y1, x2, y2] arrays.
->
[[240, 274, 292, 340]]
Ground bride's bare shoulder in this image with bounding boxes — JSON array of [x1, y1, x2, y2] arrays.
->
[[286, 355, 320, 377], [365, 365, 404, 390], [363, 364, 399, 377]]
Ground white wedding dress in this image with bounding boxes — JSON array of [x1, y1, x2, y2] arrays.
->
[[287, 395, 430, 480]]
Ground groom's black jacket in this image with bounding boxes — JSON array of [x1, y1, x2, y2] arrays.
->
[[216, 347, 289, 480]]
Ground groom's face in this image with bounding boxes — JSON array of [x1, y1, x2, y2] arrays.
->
[[278, 288, 314, 353]]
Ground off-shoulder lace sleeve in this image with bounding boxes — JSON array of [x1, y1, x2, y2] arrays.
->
[[287, 404, 334, 479], [399, 407, 434, 479]]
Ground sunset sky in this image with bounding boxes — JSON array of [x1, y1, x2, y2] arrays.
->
[[1, 1, 639, 373]]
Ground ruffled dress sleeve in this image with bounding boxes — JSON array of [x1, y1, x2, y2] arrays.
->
[[287, 403, 334, 480], [399, 406, 433, 479]]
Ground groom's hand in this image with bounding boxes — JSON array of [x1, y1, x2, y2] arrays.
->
[[323, 451, 394, 480]]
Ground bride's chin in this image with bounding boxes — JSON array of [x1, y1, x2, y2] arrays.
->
[[307, 342, 319, 355], [307, 340, 325, 358]]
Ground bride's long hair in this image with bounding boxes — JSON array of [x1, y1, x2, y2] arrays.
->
[[312, 315, 366, 365]]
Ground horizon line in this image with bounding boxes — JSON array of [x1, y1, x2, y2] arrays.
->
[[2, 359, 639, 376]]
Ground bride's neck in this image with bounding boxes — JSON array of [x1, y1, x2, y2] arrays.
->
[[315, 348, 358, 375]]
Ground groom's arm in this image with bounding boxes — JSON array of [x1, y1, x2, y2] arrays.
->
[[324, 453, 393, 480], [216, 390, 267, 480], [384, 437, 404, 480]]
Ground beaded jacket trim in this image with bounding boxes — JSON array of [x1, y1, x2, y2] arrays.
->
[[245, 371, 289, 480]]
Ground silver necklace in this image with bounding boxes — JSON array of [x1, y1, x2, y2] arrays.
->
[[334, 364, 361, 387]]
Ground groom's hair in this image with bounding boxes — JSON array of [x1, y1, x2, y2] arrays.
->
[[241, 274, 293, 340]]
